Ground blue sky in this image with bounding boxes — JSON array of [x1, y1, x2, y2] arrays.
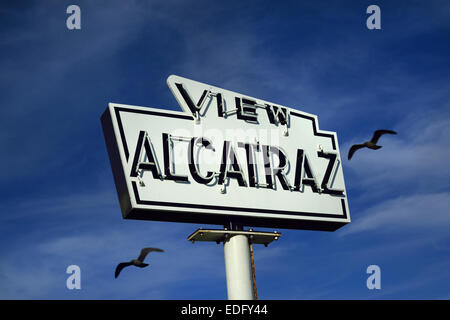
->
[[0, 0, 449, 299]]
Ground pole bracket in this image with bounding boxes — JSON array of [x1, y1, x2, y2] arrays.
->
[[187, 228, 281, 247]]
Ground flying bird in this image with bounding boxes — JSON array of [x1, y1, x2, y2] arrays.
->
[[115, 247, 164, 278], [348, 129, 397, 160]]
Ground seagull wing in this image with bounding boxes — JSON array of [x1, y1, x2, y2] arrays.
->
[[348, 144, 366, 160], [137, 247, 164, 263], [370, 129, 397, 144], [115, 262, 133, 278]]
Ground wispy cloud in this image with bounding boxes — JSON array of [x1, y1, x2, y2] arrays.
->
[[341, 109, 450, 203], [340, 191, 450, 237], [371, 259, 450, 299], [0, 194, 226, 299]]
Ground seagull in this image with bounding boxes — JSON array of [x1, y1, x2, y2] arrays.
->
[[348, 129, 397, 160], [115, 247, 164, 278]]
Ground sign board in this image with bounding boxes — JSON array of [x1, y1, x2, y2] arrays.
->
[[101, 75, 350, 231]]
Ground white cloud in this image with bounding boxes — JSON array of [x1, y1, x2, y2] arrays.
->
[[0, 182, 225, 299], [370, 259, 450, 299], [0, 217, 226, 299], [341, 192, 450, 236], [341, 110, 450, 199]]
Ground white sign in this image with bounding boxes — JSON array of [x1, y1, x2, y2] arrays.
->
[[101, 75, 350, 231]]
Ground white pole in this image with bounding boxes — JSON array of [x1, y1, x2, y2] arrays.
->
[[223, 234, 254, 300]]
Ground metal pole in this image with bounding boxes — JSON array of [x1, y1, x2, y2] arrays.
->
[[188, 226, 281, 300], [224, 233, 254, 300], [249, 242, 258, 299]]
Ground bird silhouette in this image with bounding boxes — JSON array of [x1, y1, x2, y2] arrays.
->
[[115, 247, 164, 278], [348, 129, 397, 160]]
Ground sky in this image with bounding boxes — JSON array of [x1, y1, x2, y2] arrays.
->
[[0, 0, 449, 299]]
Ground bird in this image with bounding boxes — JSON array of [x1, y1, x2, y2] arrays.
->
[[348, 129, 397, 160], [115, 247, 164, 278]]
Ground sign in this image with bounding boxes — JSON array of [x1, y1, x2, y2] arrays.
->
[[101, 75, 350, 231]]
